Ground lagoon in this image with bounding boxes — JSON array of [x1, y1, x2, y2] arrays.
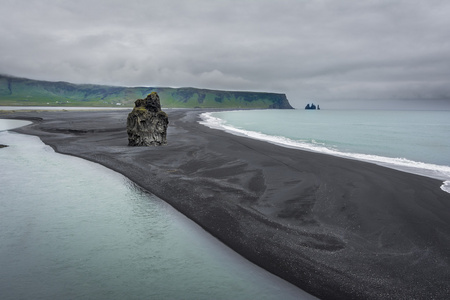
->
[[0, 121, 314, 300]]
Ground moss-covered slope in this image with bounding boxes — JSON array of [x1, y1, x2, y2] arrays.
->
[[0, 75, 293, 109]]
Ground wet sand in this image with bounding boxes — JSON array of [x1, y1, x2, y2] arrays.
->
[[3, 108, 450, 299]]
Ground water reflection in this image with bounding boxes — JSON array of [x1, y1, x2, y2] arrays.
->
[[0, 130, 315, 300]]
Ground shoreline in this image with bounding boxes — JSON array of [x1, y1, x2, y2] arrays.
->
[[3, 109, 450, 299], [199, 110, 450, 191]]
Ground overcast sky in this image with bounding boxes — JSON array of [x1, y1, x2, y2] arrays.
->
[[1, 0, 450, 109]]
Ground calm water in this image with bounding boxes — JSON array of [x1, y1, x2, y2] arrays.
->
[[0, 120, 314, 300], [200, 109, 450, 192], [0, 119, 31, 131]]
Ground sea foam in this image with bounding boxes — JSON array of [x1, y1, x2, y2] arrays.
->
[[199, 112, 450, 194]]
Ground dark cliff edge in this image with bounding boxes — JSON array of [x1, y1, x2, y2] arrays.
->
[[0, 74, 293, 109]]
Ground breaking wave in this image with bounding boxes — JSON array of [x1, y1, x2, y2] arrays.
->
[[199, 112, 450, 194]]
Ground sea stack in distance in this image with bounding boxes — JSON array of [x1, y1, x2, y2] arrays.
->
[[127, 92, 169, 146]]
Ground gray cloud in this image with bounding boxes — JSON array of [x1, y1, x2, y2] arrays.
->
[[1, 0, 450, 108]]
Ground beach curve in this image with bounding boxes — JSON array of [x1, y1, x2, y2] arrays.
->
[[4, 108, 450, 299]]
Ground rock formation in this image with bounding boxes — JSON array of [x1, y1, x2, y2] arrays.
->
[[305, 103, 318, 110], [0, 144, 8, 148], [127, 92, 169, 146]]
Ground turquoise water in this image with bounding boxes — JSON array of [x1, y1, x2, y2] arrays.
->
[[200, 110, 450, 192], [0, 122, 314, 299]]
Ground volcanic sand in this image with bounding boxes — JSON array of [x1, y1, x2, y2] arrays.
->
[[4, 108, 450, 299]]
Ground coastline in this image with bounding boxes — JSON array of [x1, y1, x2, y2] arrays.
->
[[3, 109, 450, 299]]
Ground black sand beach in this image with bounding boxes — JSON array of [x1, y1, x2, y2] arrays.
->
[[3, 109, 450, 299]]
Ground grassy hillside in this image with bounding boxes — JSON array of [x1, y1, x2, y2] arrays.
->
[[0, 75, 293, 109]]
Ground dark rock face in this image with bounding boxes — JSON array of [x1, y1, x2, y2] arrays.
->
[[0, 144, 8, 148], [127, 92, 169, 146], [305, 103, 317, 110]]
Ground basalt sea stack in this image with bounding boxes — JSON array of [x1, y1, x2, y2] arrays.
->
[[127, 92, 169, 146]]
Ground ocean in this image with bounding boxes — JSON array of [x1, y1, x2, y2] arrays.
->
[[0, 120, 313, 300], [200, 109, 450, 193]]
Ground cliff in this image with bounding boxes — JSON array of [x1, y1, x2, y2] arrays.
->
[[0, 75, 293, 109]]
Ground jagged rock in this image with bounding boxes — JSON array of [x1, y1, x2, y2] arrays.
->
[[305, 103, 317, 110], [0, 144, 8, 148], [127, 92, 169, 146]]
